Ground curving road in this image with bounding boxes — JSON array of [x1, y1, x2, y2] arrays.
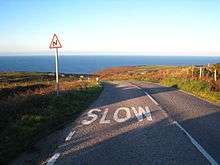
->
[[42, 81, 220, 165], [12, 81, 220, 165]]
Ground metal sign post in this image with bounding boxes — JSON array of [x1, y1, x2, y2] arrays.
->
[[49, 34, 62, 96], [55, 48, 59, 96]]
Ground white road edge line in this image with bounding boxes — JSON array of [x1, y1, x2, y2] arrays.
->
[[65, 131, 76, 141], [47, 153, 61, 165], [173, 121, 219, 165], [144, 91, 159, 106]]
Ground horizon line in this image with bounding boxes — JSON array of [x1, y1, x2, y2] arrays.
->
[[0, 52, 220, 57]]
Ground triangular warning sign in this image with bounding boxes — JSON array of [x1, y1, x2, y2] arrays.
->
[[49, 34, 62, 49]]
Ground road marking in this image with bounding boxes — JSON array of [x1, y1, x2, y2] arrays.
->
[[65, 131, 76, 141], [100, 108, 111, 124], [144, 91, 159, 106], [113, 107, 131, 123], [81, 108, 101, 125], [135, 85, 142, 90], [173, 121, 219, 165], [131, 83, 160, 106], [131, 83, 142, 90], [131, 106, 153, 122], [47, 153, 61, 165], [145, 106, 153, 121]]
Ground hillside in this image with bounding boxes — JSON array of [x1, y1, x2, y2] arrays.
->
[[96, 64, 220, 105]]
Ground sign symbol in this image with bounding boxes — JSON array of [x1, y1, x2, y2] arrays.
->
[[53, 40, 57, 46]]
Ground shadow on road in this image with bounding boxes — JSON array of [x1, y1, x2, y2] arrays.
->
[[145, 86, 178, 95], [90, 82, 150, 108], [47, 81, 220, 164], [59, 111, 220, 165], [60, 110, 220, 164]]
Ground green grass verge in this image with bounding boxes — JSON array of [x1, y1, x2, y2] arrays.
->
[[135, 76, 220, 106], [160, 77, 220, 105], [137, 77, 161, 83], [0, 85, 102, 164]]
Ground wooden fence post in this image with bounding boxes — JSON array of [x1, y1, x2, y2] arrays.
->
[[199, 67, 202, 78], [214, 69, 217, 81]]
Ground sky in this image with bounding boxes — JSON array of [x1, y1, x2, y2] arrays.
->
[[0, 0, 220, 56]]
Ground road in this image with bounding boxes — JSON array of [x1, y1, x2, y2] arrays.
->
[[27, 81, 220, 164]]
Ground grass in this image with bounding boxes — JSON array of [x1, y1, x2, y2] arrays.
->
[[160, 77, 220, 105], [0, 72, 102, 164]]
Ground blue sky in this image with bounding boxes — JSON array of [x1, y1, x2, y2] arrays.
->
[[0, 0, 220, 55]]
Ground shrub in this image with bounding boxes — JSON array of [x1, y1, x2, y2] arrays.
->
[[0, 85, 102, 164]]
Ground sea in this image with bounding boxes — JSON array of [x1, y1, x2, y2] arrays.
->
[[0, 55, 219, 74]]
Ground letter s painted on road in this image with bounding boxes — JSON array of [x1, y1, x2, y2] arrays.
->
[[81, 109, 101, 125]]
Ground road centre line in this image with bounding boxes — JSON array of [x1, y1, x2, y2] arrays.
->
[[135, 85, 142, 90], [47, 153, 61, 165], [65, 131, 76, 141], [173, 121, 219, 165], [144, 91, 159, 106], [130, 83, 159, 106]]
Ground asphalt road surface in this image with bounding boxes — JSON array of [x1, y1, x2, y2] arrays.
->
[[31, 81, 220, 164]]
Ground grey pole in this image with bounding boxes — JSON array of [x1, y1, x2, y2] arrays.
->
[[55, 48, 59, 96]]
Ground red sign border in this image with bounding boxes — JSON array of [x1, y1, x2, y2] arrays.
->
[[49, 34, 62, 49]]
